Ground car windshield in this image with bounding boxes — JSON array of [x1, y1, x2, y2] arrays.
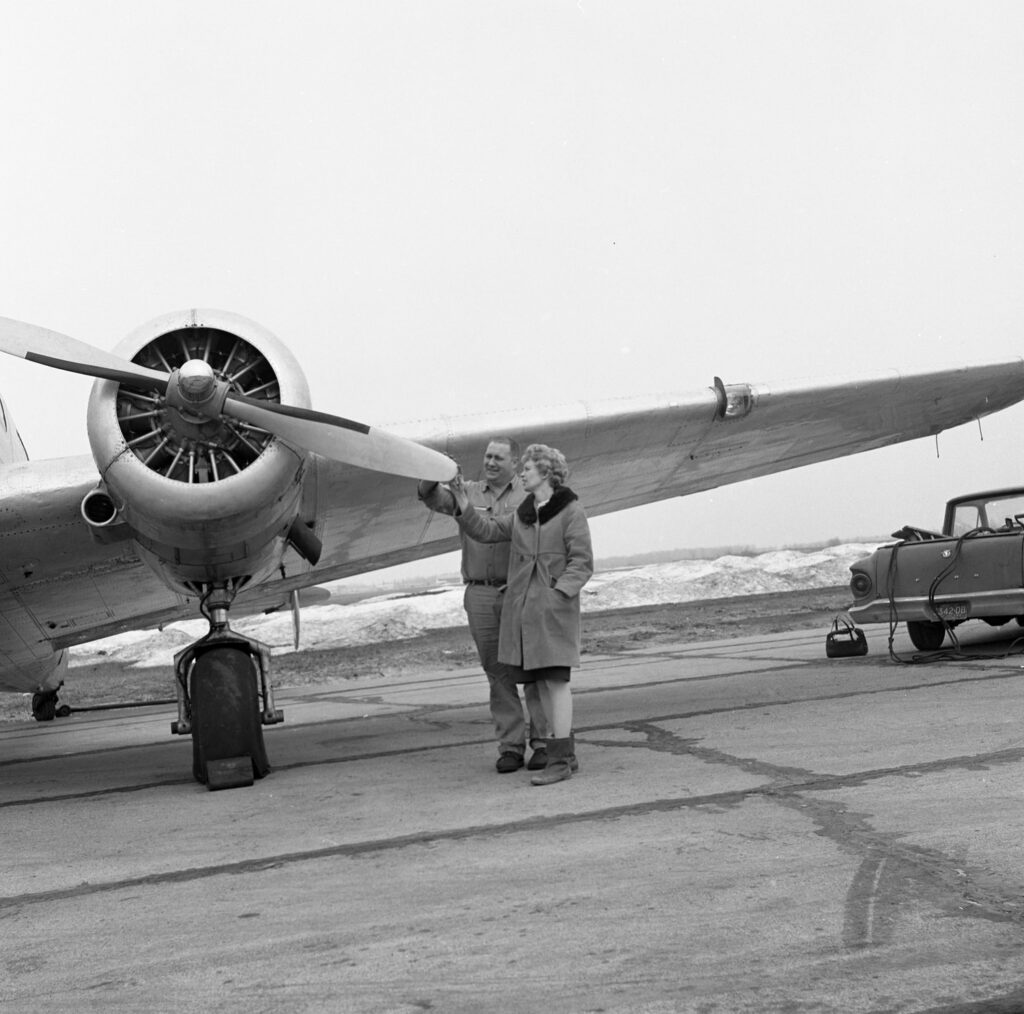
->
[[950, 493, 1024, 535]]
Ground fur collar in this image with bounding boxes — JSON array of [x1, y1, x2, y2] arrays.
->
[[517, 486, 578, 525]]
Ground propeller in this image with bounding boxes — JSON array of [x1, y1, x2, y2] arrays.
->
[[0, 316, 457, 482]]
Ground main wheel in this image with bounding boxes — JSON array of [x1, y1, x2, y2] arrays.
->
[[31, 692, 56, 722], [907, 620, 946, 651], [189, 645, 270, 789]]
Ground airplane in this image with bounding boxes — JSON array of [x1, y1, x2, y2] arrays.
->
[[0, 308, 1021, 789]]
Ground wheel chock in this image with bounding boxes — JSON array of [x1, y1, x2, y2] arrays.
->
[[205, 756, 254, 791]]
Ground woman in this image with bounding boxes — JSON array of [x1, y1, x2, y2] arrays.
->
[[450, 443, 593, 785]]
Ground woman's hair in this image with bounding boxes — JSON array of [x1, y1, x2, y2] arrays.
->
[[522, 443, 569, 488]]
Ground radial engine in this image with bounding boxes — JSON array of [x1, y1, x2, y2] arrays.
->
[[84, 309, 315, 598]]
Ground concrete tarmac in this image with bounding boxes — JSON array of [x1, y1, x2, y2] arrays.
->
[[4, 622, 1024, 1013]]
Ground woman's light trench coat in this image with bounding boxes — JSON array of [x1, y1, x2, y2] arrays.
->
[[457, 489, 594, 671]]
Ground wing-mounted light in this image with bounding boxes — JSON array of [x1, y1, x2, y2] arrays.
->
[[712, 377, 757, 420]]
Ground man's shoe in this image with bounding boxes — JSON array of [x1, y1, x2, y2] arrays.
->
[[496, 751, 524, 773], [527, 748, 548, 770]]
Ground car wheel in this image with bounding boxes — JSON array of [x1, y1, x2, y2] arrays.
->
[[907, 620, 946, 651]]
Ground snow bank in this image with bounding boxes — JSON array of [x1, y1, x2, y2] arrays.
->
[[70, 543, 879, 669]]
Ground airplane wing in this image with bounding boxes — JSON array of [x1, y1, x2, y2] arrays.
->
[[1, 354, 1022, 695], [274, 358, 1024, 582], [0, 456, 193, 690]]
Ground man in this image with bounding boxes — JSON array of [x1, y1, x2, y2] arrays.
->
[[417, 437, 549, 773]]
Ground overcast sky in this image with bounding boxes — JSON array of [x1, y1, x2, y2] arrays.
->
[[2, 2, 1023, 563]]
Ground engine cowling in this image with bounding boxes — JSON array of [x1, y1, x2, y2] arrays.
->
[[86, 309, 312, 597]]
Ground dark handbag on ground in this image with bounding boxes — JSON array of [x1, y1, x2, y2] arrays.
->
[[825, 615, 868, 657]]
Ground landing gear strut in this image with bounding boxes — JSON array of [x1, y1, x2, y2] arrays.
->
[[171, 584, 284, 790]]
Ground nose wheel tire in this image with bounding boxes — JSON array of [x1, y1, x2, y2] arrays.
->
[[189, 645, 271, 789]]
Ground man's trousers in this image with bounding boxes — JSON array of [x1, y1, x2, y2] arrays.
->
[[463, 583, 548, 755]]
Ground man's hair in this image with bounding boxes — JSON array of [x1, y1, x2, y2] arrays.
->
[[488, 436, 521, 461], [521, 443, 568, 488]]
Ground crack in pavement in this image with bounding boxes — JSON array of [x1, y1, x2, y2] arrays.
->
[[585, 720, 1024, 945], [6, 665, 1024, 950], [5, 725, 1024, 932]]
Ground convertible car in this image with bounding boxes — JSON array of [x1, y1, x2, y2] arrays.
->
[[847, 487, 1024, 650]]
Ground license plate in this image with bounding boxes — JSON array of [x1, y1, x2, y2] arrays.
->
[[935, 601, 970, 620]]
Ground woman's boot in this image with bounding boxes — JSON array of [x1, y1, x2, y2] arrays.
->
[[530, 737, 574, 786]]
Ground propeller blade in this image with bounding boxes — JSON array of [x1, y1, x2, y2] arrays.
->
[[0, 316, 169, 392], [224, 393, 457, 481]]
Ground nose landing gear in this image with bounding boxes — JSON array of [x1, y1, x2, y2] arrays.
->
[[171, 584, 284, 790]]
